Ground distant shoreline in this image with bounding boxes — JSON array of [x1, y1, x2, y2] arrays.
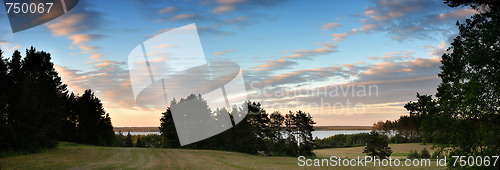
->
[[314, 126, 373, 131], [114, 126, 373, 132]]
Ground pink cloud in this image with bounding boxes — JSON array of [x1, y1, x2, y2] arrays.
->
[[330, 28, 357, 42], [158, 6, 176, 14], [283, 42, 338, 59], [213, 49, 236, 55], [170, 14, 197, 20], [322, 22, 341, 30]]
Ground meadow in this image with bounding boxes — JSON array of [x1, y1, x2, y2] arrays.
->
[[0, 142, 444, 169]]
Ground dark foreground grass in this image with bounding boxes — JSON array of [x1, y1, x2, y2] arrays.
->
[[0, 142, 444, 169]]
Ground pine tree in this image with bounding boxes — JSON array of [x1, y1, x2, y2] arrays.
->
[[125, 132, 133, 147], [363, 131, 392, 159], [135, 136, 144, 147]]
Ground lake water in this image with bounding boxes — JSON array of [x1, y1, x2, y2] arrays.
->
[[116, 130, 372, 139], [312, 130, 372, 139]]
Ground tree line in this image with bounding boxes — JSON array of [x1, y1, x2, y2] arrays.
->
[[0, 47, 114, 153], [159, 94, 316, 156], [115, 132, 161, 148]]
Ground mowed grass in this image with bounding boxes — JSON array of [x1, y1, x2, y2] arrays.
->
[[0, 142, 444, 169], [315, 143, 439, 159]]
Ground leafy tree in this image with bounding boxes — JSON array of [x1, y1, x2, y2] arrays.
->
[[363, 131, 392, 159], [404, 93, 440, 143], [434, 0, 500, 157]]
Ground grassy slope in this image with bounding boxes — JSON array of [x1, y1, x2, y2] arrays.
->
[[0, 143, 443, 169]]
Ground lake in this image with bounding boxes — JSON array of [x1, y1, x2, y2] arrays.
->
[[312, 130, 372, 139], [116, 130, 372, 139]]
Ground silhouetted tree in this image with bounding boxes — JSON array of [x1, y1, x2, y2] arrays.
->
[[158, 95, 316, 156], [76, 89, 114, 146], [363, 131, 392, 159], [159, 102, 180, 148], [0, 47, 67, 152], [435, 0, 500, 158], [125, 132, 133, 147], [0, 47, 115, 153], [135, 136, 144, 147]]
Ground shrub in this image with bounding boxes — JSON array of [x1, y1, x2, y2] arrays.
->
[[431, 150, 443, 159], [420, 148, 431, 159], [407, 150, 420, 159]]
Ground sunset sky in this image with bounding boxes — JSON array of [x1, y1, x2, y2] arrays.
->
[[0, 0, 476, 127]]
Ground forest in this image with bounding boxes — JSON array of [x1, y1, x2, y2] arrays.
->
[[0, 47, 114, 153]]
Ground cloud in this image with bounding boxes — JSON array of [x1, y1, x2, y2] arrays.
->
[[354, 0, 477, 41], [69, 34, 102, 46], [424, 41, 450, 56], [170, 14, 198, 20], [158, 6, 177, 14], [322, 22, 341, 30], [212, 0, 247, 14], [213, 49, 236, 55], [357, 57, 441, 82], [359, 23, 378, 32], [46, 14, 88, 36], [130, 0, 287, 38], [283, 42, 338, 59], [212, 0, 289, 14], [245, 57, 442, 117], [433, 8, 477, 21], [331, 28, 357, 42], [45, 1, 106, 61], [250, 59, 297, 72], [213, 5, 237, 14], [55, 62, 137, 110], [251, 66, 350, 89], [46, 1, 103, 37], [366, 51, 416, 62]]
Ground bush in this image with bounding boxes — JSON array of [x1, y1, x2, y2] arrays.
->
[[420, 148, 431, 159], [431, 150, 443, 159], [407, 150, 420, 159]]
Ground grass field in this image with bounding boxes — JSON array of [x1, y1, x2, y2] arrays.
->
[[0, 143, 444, 169]]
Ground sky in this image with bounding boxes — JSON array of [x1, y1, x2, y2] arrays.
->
[[0, 0, 476, 127]]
